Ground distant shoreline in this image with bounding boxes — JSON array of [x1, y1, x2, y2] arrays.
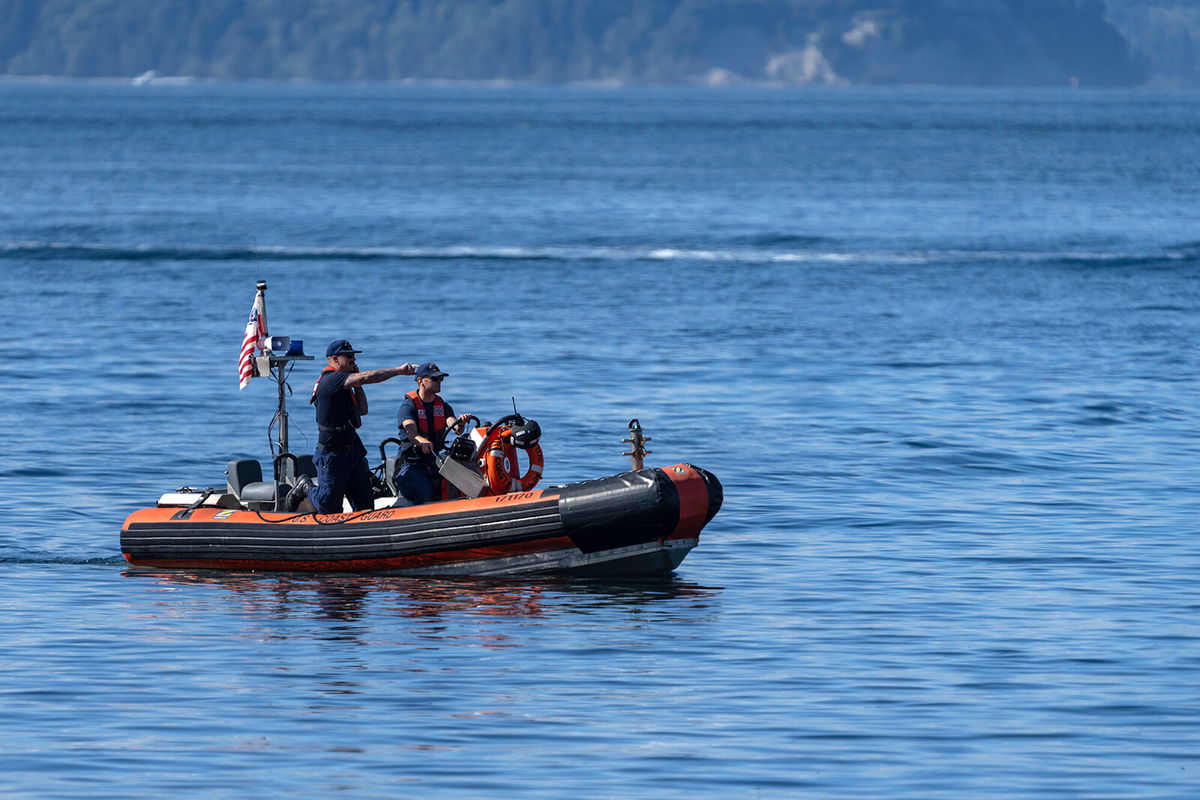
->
[[1, 74, 1196, 92]]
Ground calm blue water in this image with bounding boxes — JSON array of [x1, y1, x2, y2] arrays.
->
[[1, 83, 1198, 798]]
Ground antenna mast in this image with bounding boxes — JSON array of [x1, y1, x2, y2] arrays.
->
[[251, 280, 314, 482]]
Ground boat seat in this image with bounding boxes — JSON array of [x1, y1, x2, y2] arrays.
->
[[226, 459, 263, 497], [229, 457, 315, 490], [240, 480, 289, 511], [385, 456, 402, 493], [227, 459, 293, 511]]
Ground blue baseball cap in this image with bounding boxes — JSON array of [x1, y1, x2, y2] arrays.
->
[[325, 339, 362, 358], [414, 362, 449, 379]]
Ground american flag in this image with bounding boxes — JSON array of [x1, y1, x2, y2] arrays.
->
[[238, 286, 268, 389]]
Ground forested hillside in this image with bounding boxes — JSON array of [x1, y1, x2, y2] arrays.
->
[[0, 0, 1174, 86], [1106, 1, 1200, 85]]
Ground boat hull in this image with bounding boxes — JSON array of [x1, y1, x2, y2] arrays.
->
[[121, 464, 721, 576]]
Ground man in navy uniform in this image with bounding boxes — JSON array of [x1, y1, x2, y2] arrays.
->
[[289, 340, 415, 513], [395, 362, 470, 505]]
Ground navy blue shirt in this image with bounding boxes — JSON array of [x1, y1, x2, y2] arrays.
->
[[314, 370, 363, 451]]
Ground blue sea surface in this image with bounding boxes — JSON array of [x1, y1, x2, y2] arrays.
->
[[0, 83, 1197, 798]]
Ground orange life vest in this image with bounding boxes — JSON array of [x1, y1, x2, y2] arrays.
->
[[405, 390, 447, 440], [404, 390, 451, 499]]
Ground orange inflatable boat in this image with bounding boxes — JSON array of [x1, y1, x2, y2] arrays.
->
[[122, 282, 721, 576], [121, 462, 722, 576]]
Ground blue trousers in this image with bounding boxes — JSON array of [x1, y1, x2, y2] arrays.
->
[[396, 462, 442, 506], [309, 449, 373, 513]]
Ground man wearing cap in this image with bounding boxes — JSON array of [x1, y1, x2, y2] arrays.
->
[[288, 340, 415, 513], [395, 363, 469, 505]]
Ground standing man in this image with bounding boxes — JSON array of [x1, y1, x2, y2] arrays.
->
[[396, 363, 469, 505], [288, 339, 415, 513]]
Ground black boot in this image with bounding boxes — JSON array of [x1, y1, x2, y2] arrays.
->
[[285, 476, 313, 512]]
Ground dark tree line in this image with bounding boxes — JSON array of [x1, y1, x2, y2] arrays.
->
[[0, 0, 1164, 86]]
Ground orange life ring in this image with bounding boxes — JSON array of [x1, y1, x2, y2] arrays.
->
[[515, 442, 544, 491], [481, 429, 544, 495]]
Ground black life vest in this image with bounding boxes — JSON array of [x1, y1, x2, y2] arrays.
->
[[311, 367, 365, 434]]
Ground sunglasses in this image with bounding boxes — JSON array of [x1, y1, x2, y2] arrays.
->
[[423, 375, 444, 381]]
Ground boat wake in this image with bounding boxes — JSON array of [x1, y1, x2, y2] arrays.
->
[[0, 552, 125, 567], [0, 240, 864, 264], [2, 240, 1197, 269]]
